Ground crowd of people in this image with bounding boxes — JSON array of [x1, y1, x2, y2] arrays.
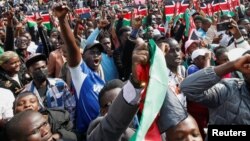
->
[[1, 0, 250, 140]]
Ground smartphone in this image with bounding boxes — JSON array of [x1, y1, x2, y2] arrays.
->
[[217, 21, 231, 31]]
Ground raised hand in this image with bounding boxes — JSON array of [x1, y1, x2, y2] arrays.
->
[[98, 19, 110, 29], [36, 14, 43, 27], [212, 14, 218, 25], [16, 22, 23, 30], [101, 10, 106, 20], [131, 38, 149, 84], [52, 2, 70, 20], [132, 15, 143, 29], [228, 19, 242, 39], [3, 9, 15, 21], [110, 12, 116, 22]]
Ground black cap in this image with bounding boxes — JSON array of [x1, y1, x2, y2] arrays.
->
[[25, 53, 47, 68], [84, 42, 104, 53]]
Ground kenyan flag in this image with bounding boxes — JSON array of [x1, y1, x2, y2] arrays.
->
[[165, 0, 189, 23], [40, 13, 52, 31], [135, 7, 148, 25], [123, 12, 132, 26], [74, 8, 91, 19], [130, 39, 169, 141], [25, 13, 36, 28], [116, 7, 148, 27], [198, 0, 240, 17], [26, 18, 37, 28], [25, 12, 52, 31]]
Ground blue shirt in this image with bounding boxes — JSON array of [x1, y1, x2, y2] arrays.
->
[[69, 60, 105, 133], [197, 28, 206, 39], [101, 53, 119, 82], [187, 64, 200, 75]]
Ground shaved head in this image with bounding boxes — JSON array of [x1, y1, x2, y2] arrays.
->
[[6, 110, 52, 141], [6, 110, 39, 140]]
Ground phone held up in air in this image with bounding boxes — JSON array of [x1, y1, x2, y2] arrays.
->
[[217, 21, 231, 32]]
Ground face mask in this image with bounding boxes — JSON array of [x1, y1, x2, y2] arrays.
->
[[32, 68, 48, 83]]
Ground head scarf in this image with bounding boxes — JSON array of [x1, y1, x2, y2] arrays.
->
[[0, 51, 19, 66]]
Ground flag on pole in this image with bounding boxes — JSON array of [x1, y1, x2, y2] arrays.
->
[[130, 39, 169, 141]]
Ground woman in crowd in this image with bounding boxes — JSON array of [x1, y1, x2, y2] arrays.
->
[[0, 51, 30, 96]]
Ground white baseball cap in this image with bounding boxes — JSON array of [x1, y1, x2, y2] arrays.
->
[[191, 49, 207, 61]]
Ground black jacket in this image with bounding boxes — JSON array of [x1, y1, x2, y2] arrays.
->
[[41, 109, 77, 141], [113, 40, 135, 81], [0, 65, 30, 96], [38, 26, 53, 58]]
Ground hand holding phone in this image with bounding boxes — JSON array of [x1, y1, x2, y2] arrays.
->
[[133, 15, 143, 29], [98, 19, 110, 29], [217, 21, 231, 31], [228, 19, 242, 39]]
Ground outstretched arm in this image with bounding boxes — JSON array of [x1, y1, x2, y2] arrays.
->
[[37, 17, 52, 58], [53, 3, 81, 67], [4, 10, 15, 51], [181, 54, 250, 107]]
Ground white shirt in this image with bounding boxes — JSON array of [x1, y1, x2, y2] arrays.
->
[[227, 36, 250, 50], [0, 88, 15, 119]]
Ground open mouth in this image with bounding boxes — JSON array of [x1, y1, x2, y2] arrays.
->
[[93, 59, 100, 66]]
